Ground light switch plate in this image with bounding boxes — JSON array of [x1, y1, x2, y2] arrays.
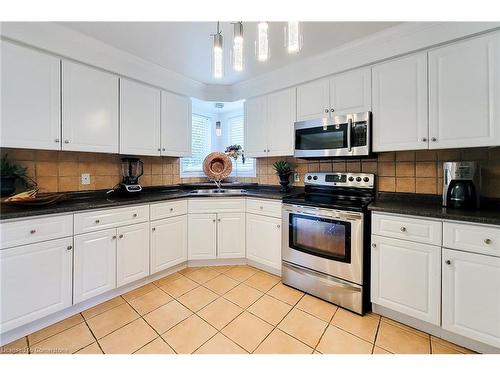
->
[[81, 173, 91, 185]]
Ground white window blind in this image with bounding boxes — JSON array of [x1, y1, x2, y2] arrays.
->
[[227, 115, 256, 177], [180, 113, 211, 176]]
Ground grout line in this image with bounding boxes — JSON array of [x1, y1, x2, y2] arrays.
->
[[80, 318, 105, 354], [312, 304, 338, 354], [27, 313, 85, 348]]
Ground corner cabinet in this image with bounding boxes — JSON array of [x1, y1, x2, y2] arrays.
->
[[62, 61, 119, 153], [187, 213, 218, 260], [119, 78, 161, 156], [428, 32, 500, 149], [150, 215, 188, 273], [1, 41, 61, 150], [245, 88, 296, 158], [161, 91, 192, 157], [372, 52, 429, 152]]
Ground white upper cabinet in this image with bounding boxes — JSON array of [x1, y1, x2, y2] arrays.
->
[[245, 88, 295, 158], [62, 61, 119, 153], [120, 78, 161, 156], [329, 67, 371, 116], [296, 78, 330, 121], [1, 41, 61, 150], [429, 32, 500, 149], [267, 88, 296, 156], [161, 91, 192, 157], [245, 95, 268, 157], [372, 52, 429, 152]]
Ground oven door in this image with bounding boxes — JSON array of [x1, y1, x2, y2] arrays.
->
[[294, 112, 370, 158], [282, 205, 364, 285]]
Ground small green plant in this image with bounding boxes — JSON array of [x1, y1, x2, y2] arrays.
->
[[0, 154, 27, 178], [272, 160, 294, 176]]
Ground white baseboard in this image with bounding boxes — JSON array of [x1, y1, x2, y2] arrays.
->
[[246, 259, 281, 277], [187, 258, 246, 267]]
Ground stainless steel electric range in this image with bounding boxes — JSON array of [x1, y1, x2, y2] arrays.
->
[[281, 172, 375, 314]]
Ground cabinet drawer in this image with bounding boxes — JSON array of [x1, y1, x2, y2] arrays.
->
[[0, 215, 73, 249], [246, 198, 282, 218], [74, 205, 149, 234], [150, 199, 188, 220], [372, 213, 442, 246], [188, 198, 245, 213], [443, 222, 500, 257]]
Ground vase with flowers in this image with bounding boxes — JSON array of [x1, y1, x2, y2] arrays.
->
[[224, 144, 245, 180]]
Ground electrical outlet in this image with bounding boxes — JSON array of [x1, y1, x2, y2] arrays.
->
[[293, 172, 300, 182], [81, 173, 91, 185]]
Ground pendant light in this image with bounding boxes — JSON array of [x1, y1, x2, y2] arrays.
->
[[212, 22, 223, 79], [285, 21, 302, 54], [256, 22, 269, 62], [232, 21, 244, 72]]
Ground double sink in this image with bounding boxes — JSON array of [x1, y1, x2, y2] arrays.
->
[[188, 188, 247, 196]]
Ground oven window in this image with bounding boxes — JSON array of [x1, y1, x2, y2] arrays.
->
[[288, 213, 351, 263], [295, 124, 348, 150]]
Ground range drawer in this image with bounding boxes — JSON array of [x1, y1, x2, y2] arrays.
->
[[150, 199, 188, 220], [246, 198, 282, 218], [443, 221, 500, 257], [74, 205, 149, 234], [188, 198, 245, 213], [0, 214, 73, 249], [372, 213, 442, 246]]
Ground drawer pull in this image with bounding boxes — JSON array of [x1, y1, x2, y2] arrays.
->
[[152, 227, 156, 232], [95, 219, 100, 224], [445, 260, 451, 265], [66, 245, 73, 251], [29, 229, 36, 234], [112, 235, 117, 240], [260, 206, 264, 210], [277, 224, 281, 229], [213, 219, 216, 223], [484, 238, 492, 245], [400, 227, 407, 232], [133, 213, 138, 218], [119, 234, 124, 239], [372, 243, 377, 248], [170, 208, 174, 212]]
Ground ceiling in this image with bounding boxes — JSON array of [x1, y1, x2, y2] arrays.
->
[[60, 22, 401, 85]]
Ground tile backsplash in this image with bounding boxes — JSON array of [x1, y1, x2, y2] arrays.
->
[[2, 147, 499, 198]]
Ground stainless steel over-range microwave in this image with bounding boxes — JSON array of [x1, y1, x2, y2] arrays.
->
[[294, 111, 371, 158]]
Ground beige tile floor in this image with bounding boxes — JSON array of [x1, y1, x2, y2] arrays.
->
[[0, 265, 476, 354]]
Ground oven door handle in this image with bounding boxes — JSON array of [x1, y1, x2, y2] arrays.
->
[[347, 118, 352, 152], [283, 206, 363, 223]]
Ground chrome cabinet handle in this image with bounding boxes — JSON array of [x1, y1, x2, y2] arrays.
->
[[324, 108, 329, 113], [157, 148, 161, 151], [218, 218, 221, 222], [484, 238, 492, 245], [95, 219, 100, 224], [132, 213, 137, 218], [54, 139, 60, 143], [67, 245, 73, 251], [263, 149, 266, 152], [64, 139, 69, 144], [431, 137, 437, 142], [162, 148, 166, 151], [422, 137, 427, 142], [372, 243, 377, 248], [119, 234, 124, 239], [213, 219, 216, 223], [267, 149, 270, 152], [152, 227, 156, 232], [445, 260, 451, 265], [30, 229, 36, 234], [112, 235, 117, 239], [330, 108, 334, 112], [400, 227, 407, 232], [259, 206, 264, 210], [277, 224, 281, 229], [170, 208, 174, 212]]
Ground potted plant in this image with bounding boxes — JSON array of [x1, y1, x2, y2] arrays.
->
[[272, 160, 295, 192], [0, 154, 28, 197]]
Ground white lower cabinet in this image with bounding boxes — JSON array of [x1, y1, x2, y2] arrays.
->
[[188, 214, 217, 260], [217, 213, 245, 259], [245, 213, 282, 272], [371, 235, 441, 325], [73, 229, 117, 304], [0, 238, 73, 333], [116, 222, 150, 287], [150, 215, 188, 273], [442, 248, 500, 348]]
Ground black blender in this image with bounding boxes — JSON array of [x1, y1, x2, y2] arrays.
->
[[118, 157, 144, 195]]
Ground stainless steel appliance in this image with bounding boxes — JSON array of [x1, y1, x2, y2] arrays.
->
[[282, 172, 375, 314], [294, 111, 371, 158], [443, 161, 481, 209], [118, 157, 144, 194]]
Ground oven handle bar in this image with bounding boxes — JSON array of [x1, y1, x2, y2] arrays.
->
[[347, 118, 352, 152], [282, 204, 363, 222]]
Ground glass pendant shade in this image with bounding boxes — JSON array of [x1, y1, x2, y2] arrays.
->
[[212, 26, 224, 79], [232, 22, 244, 72], [286, 21, 302, 54], [215, 121, 222, 137], [257, 22, 269, 62]]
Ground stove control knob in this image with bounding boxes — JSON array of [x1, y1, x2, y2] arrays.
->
[[313, 176, 318, 181], [363, 177, 369, 182], [348, 176, 354, 182], [307, 175, 312, 180], [355, 177, 362, 182]]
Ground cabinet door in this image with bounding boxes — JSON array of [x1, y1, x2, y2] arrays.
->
[[187, 214, 217, 260], [120, 78, 161, 156], [217, 212, 245, 259], [62, 61, 119, 153], [429, 32, 500, 149], [116, 222, 150, 287], [1, 41, 61, 150], [74, 229, 116, 304], [296, 78, 330, 121], [330, 67, 371, 115], [244, 96, 268, 157], [267, 88, 296, 156], [442, 248, 500, 348], [371, 235, 441, 325], [245, 213, 282, 272], [150, 215, 188, 274], [0, 238, 73, 332], [161, 91, 192, 157], [372, 52, 429, 152]]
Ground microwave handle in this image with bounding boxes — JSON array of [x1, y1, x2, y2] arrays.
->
[[347, 118, 352, 152]]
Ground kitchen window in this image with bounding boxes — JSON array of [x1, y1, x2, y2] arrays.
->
[[180, 113, 212, 177]]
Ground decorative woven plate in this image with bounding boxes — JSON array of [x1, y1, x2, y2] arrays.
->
[[2, 193, 67, 207], [203, 152, 232, 181]]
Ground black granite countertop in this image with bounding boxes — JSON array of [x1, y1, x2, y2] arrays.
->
[[0, 184, 304, 221], [369, 193, 500, 226]]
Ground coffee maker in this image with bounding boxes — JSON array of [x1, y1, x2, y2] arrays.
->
[[118, 158, 144, 194], [443, 162, 480, 209]]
